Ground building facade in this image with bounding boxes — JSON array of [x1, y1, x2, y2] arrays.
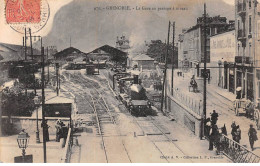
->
[[235, 0, 260, 102], [210, 30, 236, 93], [178, 15, 233, 77], [116, 35, 130, 52]]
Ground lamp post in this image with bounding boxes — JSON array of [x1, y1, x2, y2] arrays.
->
[[17, 129, 30, 162], [33, 96, 41, 143]]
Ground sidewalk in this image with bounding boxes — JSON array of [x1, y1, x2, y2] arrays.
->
[[0, 131, 64, 163], [166, 69, 260, 156]]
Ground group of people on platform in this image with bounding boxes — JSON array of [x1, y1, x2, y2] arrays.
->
[[205, 110, 258, 153], [38, 119, 69, 142], [55, 119, 68, 142]]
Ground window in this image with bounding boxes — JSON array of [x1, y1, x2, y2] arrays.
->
[[249, 43, 252, 57], [249, 0, 252, 8], [238, 20, 240, 30], [249, 15, 252, 33], [238, 44, 240, 56]]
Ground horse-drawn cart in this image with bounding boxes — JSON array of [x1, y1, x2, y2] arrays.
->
[[233, 98, 249, 116], [233, 99, 260, 130]]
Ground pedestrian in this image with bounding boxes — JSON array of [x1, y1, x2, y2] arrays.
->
[[209, 124, 219, 151], [41, 120, 50, 142], [210, 110, 219, 125], [234, 125, 241, 144], [204, 118, 211, 137], [236, 88, 242, 99], [55, 119, 62, 142], [222, 124, 227, 136], [231, 121, 236, 130], [248, 124, 258, 151]]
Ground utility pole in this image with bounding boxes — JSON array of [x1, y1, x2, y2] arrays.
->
[[24, 28, 27, 60], [201, 3, 207, 139], [29, 28, 33, 60], [161, 21, 171, 114], [47, 47, 50, 82], [171, 21, 175, 95], [41, 46, 47, 163], [56, 63, 59, 96]]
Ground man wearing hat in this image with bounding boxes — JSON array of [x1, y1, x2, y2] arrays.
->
[[55, 119, 62, 142], [248, 124, 258, 151]]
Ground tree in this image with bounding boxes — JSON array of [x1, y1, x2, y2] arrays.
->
[[146, 40, 177, 64], [1, 83, 36, 121]]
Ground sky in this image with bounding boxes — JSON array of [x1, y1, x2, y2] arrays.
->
[[0, 0, 235, 53]]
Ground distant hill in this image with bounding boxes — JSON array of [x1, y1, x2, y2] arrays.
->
[[0, 43, 24, 63], [43, 0, 234, 53]]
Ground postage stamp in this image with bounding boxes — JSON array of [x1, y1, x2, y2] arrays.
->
[[4, 0, 50, 34], [5, 0, 41, 23]]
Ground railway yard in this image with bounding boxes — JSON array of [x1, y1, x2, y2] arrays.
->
[[59, 69, 231, 163]]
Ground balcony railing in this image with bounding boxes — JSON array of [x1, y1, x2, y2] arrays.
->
[[235, 56, 253, 64], [237, 1, 246, 13], [238, 29, 246, 39]]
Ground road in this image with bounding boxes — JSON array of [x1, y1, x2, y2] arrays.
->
[[58, 69, 230, 163], [170, 69, 260, 154]]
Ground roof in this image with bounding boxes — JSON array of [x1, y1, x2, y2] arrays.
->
[[45, 96, 74, 104], [210, 20, 227, 25], [87, 45, 127, 56], [132, 54, 154, 61], [54, 47, 86, 57], [128, 53, 139, 59]]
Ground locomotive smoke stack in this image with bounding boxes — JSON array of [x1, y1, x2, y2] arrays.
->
[[133, 75, 139, 84]]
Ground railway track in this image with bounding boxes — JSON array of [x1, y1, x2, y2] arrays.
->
[[133, 116, 194, 163], [100, 70, 195, 163], [63, 70, 202, 163], [62, 71, 132, 163]]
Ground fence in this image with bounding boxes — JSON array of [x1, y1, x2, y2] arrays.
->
[[171, 89, 202, 116], [220, 135, 260, 163], [61, 128, 72, 163]]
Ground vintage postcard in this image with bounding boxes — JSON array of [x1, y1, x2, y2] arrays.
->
[[0, 0, 260, 163]]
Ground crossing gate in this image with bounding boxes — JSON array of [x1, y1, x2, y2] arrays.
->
[[221, 135, 260, 163]]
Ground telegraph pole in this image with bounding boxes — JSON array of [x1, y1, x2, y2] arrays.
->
[[24, 28, 27, 60], [47, 47, 50, 82], [41, 46, 47, 163], [201, 3, 207, 139], [161, 21, 171, 114], [171, 22, 175, 95], [56, 63, 59, 96], [29, 28, 33, 60]]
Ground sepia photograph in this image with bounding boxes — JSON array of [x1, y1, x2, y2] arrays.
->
[[0, 0, 259, 163]]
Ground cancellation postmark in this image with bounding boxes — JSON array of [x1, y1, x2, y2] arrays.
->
[[5, 0, 50, 34]]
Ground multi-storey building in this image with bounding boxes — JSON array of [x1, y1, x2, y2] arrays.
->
[[235, 0, 260, 102], [178, 15, 232, 77], [210, 29, 236, 93]]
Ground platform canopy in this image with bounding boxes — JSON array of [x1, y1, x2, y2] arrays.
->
[[45, 96, 74, 104]]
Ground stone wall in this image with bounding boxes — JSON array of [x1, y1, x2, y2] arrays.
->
[[1, 116, 70, 135], [166, 94, 202, 138]]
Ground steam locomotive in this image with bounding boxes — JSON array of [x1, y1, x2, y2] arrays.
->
[[117, 75, 152, 116]]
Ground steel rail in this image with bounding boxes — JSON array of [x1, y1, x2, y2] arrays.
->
[[131, 116, 170, 163], [82, 75, 132, 163], [148, 115, 193, 162], [90, 94, 109, 163], [63, 71, 132, 162]]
